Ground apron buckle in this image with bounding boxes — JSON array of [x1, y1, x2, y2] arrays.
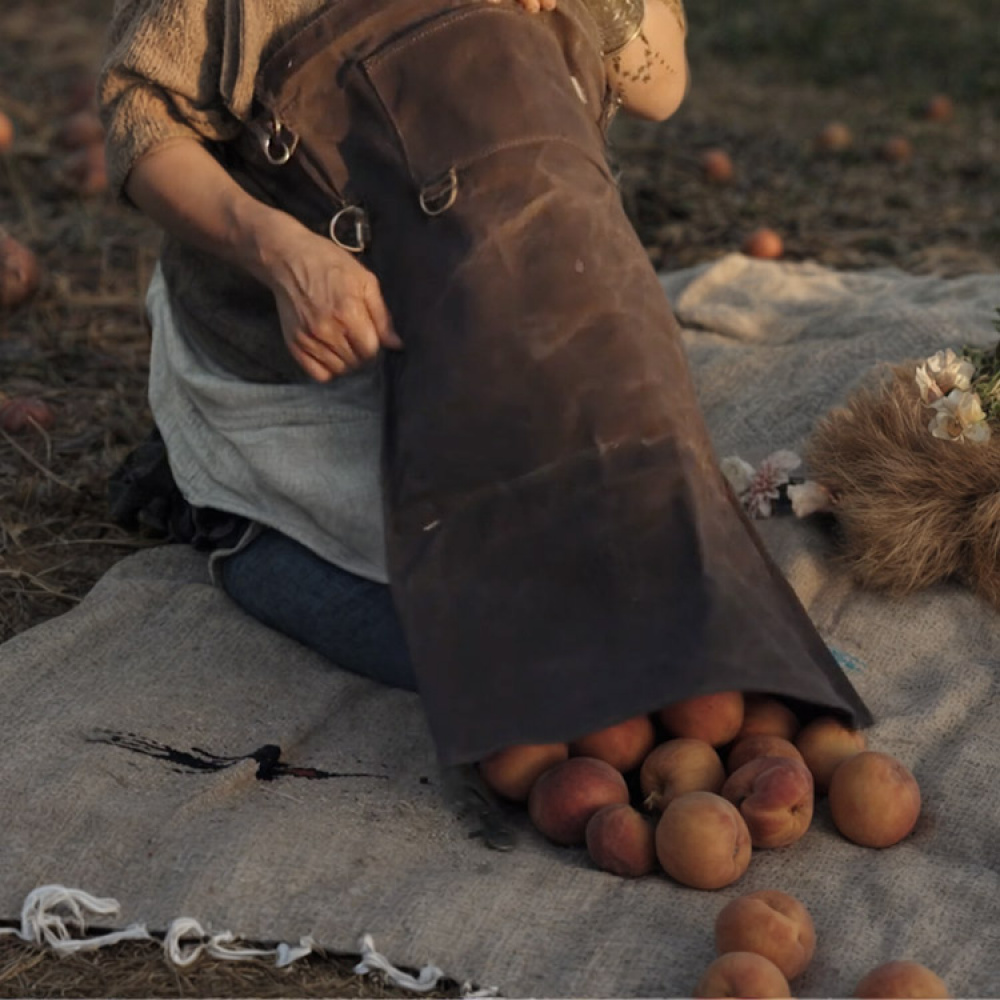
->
[[255, 115, 300, 166], [418, 168, 459, 216], [329, 205, 370, 253]]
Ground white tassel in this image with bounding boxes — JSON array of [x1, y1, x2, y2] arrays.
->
[[353, 933, 445, 992]]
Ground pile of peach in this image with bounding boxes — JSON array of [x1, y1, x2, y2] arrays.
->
[[478, 692, 922, 890], [696, 889, 948, 998]]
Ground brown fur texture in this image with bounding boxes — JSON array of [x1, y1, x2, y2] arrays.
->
[[805, 362, 1000, 609]]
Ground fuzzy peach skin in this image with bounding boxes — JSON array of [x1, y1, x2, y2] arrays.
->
[[478, 743, 569, 802], [721, 756, 814, 848], [640, 738, 726, 812], [737, 695, 801, 742], [657, 691, 745, 747], [570, 714, 656, 773], [585, 803, 657, 877], [828, 751, 920, 848], [528, 756, 629, 846], [853, 960, 950, 998], [727, 735, 804, 775], [655, 791, 752, 890], [794, 715, 867, 793], [694, 951, 791, 998], [714, 890, 816, 980]]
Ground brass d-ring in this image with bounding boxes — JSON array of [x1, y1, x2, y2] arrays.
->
[[419, 168, 459, 216]]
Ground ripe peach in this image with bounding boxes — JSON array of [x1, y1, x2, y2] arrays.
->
[[694, 951, 791, 998], [62, 143, 107, 196], [881, 135, 913, 165], [794, 715, 867, 793], [853, 960, 949, 998], [721, 756, 814, 848], [828, 751, 920, 848], [0, 397, 56, 434], [0, 233, 40, 311], [528, 756, 629, 846], [640, 738, 725, 812], [700, 148, 735, 183], [816, 121, 853, 153], [923, 95, 954, 123], [657, 691, 745, 747], [570, 713, 656, 773], [737, 695, 800, 742], [478, 743, 568, 802], [742, 228, 784, 260], [55, 110, 104, 150], [655, 791, 751, 890], [715, 890, 816, 980], [0, 110, 13, 153], [727, 735, 804, 775], [585, 802, 657, 877]]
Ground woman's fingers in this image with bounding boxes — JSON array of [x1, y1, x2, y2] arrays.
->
[[360, 273, 403, 350]]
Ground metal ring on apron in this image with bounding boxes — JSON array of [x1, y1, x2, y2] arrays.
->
[[329, 205, 371, 253], [256, 115, 300, 166], [418, 168, 459, 216]]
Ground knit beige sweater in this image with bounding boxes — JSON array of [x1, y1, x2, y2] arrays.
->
[[99, 0, 329, 199]]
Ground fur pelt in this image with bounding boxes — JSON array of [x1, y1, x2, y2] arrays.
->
[[805, 362, 1000, 610]]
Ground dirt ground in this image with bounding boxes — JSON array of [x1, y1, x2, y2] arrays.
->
[[1, 0, 998, 995]]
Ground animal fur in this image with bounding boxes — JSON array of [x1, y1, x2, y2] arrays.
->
[[805, 362, 1000, 610]]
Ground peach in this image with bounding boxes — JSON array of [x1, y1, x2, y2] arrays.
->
[[727, 735, 804, 775], [881, 135, 913, 165], [742, 228, 783, 260], [853, 960, 949, 998], [62, 143, 107, 197], [585, 802, 657, 877], [570, 714, 656, 773], [0, 396, 56, 434], [0, 110, 13, 153], [478, 742, 568, 802], [700, 148, 735, 183], [816, 121, 853, 153], [55, 110, 104, 150], [737, 695, 800, 742], [640, 738, 725, 812], [655, 791, 751, 890], [794, 715, 867, 793], [657, 691, 745, 747], [828, 751, 920, 848], [715, 890, 816, 980], [0, 233, 40, 311], [694, 951, 790, 998], [923, 95, 954, 123], [721, 756, 814, 848], [528, 756, 629, 846]]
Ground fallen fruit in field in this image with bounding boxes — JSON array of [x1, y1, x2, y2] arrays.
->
[[62, 143, 107, 196], [55, 109, 104, 150], [737, 695, 800, 742], [742, 228, 783, 260], [853, 960, 949, 998], [694, 951, 791, 998], [794, 715, 867, 793], [0, 232, 41, 310], [0, 110, 14, 152], [570, 713, 656, 773], [478, 742, 568, 802], [726, 735, 803, 775], [0, 396, 56, 433], [923, 94, 954, 123], [585, 802, 657, 877], [640, 737, 725, 811], [528, 756, 629, 846], [721, 756, 813, 848], [880, 135, 913, 164], [828, 751, 920, 848], [700, 148, 734, 183], [657, 691, 744, 747], [655, 791, 751, 890], [714, 890, 816, 981], [816, 121, 853, 152]]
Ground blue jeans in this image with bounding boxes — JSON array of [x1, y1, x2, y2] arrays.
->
[[218, 528, 418, 691]]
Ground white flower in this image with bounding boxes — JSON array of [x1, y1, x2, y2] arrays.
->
[[787, 480, 835, 517], [743, 450, 802, 519], [720, 456, 756, 497], [928, 388, 992, 444], [916, 349, 975, 403]]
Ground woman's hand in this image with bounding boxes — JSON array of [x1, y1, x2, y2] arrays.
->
[[494, 0, 557, 13]]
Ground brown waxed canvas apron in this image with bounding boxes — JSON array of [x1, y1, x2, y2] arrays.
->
[[235, 0, 872, 766]]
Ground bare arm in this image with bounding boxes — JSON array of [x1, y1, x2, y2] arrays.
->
[[126, 138, 401, 382]]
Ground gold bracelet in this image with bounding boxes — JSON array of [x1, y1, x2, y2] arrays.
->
[[578, 0, 646, 55]]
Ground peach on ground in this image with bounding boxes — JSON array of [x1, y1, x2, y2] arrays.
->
[[881, 135, 913, 164], [714, 889, 816, 980], [727, 735, 804, 775], [816, 121, 853, 152], [478, 742, 568, 801], [570, 713, 656, 773], [0, 234, 41, 311], [0, 110, 13, 152], [828, 751, 920, 848], [694, 951, 791, 998], [639, 737, 725, 812], [742, 228, 783, 260], [655, 791, 751, 890], [657, 691, 745, 747], [794, 715, 867, 793], [528, 756, 629, 846], [721, 756, 814, 848], [737, 695, 800, 742], [700, 148, 735, 183], [585, 803, 657, 877], [853, 960, 949, 998]]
